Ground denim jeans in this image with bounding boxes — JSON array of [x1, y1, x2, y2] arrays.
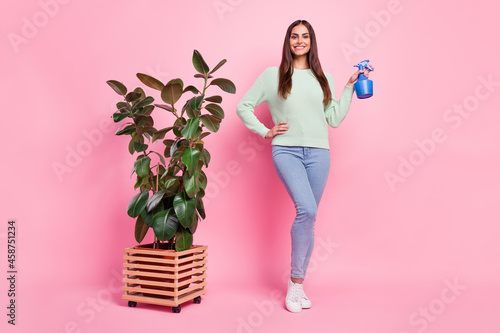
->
[[272, 145, 331, 280]]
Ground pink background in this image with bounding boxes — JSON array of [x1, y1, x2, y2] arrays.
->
[[2, 0, 500, 332]]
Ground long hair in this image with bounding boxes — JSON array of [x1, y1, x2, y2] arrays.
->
[[278, 20, 332, 106]]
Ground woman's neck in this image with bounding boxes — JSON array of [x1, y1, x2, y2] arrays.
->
[[293, 56, 309, 70]]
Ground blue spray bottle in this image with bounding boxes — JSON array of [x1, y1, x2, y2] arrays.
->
[[353, 60, 374, 99]]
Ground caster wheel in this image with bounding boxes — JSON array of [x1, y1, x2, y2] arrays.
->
[[193, 296, 201, 304], [172, 305, 181, 313], [128, 301, 137, 307]]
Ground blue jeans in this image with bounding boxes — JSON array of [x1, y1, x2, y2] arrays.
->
[[272, 145, 331, 280]]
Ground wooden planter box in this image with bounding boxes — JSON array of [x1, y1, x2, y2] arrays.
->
[[122, 244, 208, 313]]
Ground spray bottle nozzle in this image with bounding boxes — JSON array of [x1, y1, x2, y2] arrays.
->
[[354, 59, 374, 72]]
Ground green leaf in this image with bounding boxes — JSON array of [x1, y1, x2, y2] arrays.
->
[[128, 138, 135, 154], [205, 103, 224, 119], [200, 114, 221, 133], [134, 114, 152, 126], [200, 149, 211, 167], [106, 80, 127, 95], [172, 145, 187, 159], [152, 209, 179, 242], [127, 190, 149, 218], [175, 228, 193, 252], [181, 148, 201, 176], [196, 194, 206, 219], [189, 95, 204, 111], [152, 127, 173, 142], [135, 215, 149, 243], [209, 78, 236, 94], [161, 81, 183, 105], [133, 141, 148, 152], [209, 59, 227, 74], [134, 156, 151, 178], [199, 132, 211, 141], [142, 126, 156, 136], [143, 105, 154, 115], [197, 170, 207, 190], [183, 85, 199, 94], [167, 78, 184, 89], [185, 104, 196, 119], [173, 117, 187, 137], [147, 189, 167, 212], [181, 118, 200, 139], [154, 104, 174, 112], [134, 96, 155, 110], [173, 192, 196, 228], [126, 91, 141, 102], [189, 215, 199, 234], [140, 209, 154, 227], [164, 177, 180, 194], [163, 139, 175, 157], [193, 126, 203, 140], [192, 49, 209, 74], [117, 101, 130, 110], [113, 111, 129, 122], [133, 87, 146, 100], [137, 73, 164, 91], [115, 124, 135, 136], [194, 73, 212, 79], [205, 95, 222, 103], [184, 170, 200, 198]]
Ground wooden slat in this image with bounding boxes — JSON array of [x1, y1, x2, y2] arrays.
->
[[172, 258, 208, 271], [123, 255, 206, 267], [123, 288, 207, 307], [124, 248, 177, 257], [123, 262, 177, 272], [123, 265, 207, 282], [178, 266, 207, 279], [124, 272, 207, 288], [176, 245, 208, 256], [177, 252, 208, 264], [177, 273, 207, 288], [176, 281, 207, 297], [123, 277, 176, 288], [123, 285, 177, 297], [123, 261, 206, 274], [123, 269, 175, 279], [124, 245, 207, 257], [123, 255, 177, 265]]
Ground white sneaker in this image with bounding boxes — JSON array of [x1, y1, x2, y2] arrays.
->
[[285, 279, 303, 313], [302, 289, 311, 309]]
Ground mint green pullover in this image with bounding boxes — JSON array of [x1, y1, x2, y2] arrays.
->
[[236, 66, 354, 149]]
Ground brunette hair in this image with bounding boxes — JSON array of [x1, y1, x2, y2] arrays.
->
[[278, 20, 332, 106]]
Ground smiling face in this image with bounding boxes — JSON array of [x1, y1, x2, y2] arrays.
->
[[289, 24, 310, 57]]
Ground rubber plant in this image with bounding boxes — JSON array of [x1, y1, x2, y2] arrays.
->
[[107, 50, 235, 251]]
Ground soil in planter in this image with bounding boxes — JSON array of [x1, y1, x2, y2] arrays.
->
[[134, 243, 194, 298]]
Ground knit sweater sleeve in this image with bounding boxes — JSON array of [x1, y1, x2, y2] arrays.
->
[[236, 69, 271, 138], [324, 73, 355, 128]]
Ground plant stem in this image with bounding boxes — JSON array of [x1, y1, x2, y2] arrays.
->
[[156, 163, 159, 192], [197, 76, 209, 118]]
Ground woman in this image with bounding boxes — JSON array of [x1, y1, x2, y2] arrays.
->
[[236, 19, 373, 313]]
